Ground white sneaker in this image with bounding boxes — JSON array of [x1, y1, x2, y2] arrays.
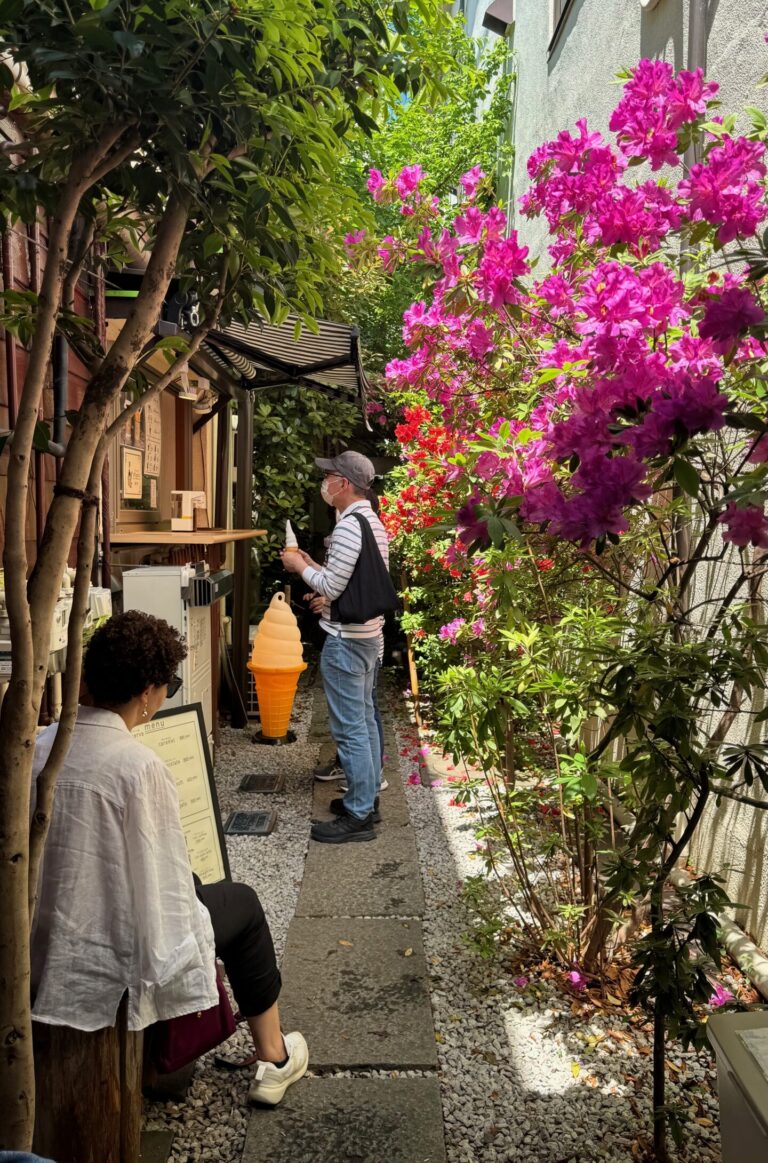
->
[[248, 1031, 309, 1106], [338, 777, 388, 793]]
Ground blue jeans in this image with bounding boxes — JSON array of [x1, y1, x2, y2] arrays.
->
[[372, 658, 384, 778], [320, 634, 381, 820]]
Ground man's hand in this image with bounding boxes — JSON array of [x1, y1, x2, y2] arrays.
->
[[297, 549, 321, 571], [303, 592, 324, 615], [281, 549, 306, 574]]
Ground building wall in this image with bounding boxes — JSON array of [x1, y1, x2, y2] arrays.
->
[[0, 217, 97, 570], [509, 0, 768, 255], [470, 0, 768, 946]]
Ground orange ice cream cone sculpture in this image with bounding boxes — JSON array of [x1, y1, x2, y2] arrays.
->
[[248, 592, 306, 738]]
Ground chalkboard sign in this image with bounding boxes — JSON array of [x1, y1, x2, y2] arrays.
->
[[133, 703, 230, 884]]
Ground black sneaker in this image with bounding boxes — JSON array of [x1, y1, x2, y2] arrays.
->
[[310, 813, 376, 844], [330, 796, 381, 824]]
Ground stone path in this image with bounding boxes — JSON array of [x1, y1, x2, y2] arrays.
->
[[241, 685, 447, 1162]]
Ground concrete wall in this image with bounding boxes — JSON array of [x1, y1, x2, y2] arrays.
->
[[509, 0, 768, 256], [687, 538, 768, 948], [474, 0, 768, 946]]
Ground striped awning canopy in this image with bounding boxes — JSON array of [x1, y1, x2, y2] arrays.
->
[[201, 315, 372, 404]]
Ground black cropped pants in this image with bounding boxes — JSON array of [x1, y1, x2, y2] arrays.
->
[[196, 880, 282, 1017]]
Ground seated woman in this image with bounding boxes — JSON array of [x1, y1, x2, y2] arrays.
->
[[30, 610, 307, 1106]]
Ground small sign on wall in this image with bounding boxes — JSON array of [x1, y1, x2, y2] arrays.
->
[[121, 446, 144, 500]]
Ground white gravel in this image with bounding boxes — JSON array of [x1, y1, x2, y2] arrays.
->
[[398, 706, 723, 1163], [145, 678, 724, 1163]]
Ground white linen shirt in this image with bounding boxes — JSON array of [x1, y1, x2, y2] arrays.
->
[[31, 706, 218, 1032], [301, 500, 390, 640]]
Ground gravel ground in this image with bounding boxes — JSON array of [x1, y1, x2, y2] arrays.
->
[[145, 677, 724, 1163], [397, 702, 723, 1163]]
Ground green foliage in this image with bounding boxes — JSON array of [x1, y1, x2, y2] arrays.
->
[[251, 386, 358, 559], [0, 0, 452, 329], [327, 21, 513, 370]]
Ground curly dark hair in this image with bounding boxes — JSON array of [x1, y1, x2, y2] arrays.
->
[[84, 611, 187, 707]]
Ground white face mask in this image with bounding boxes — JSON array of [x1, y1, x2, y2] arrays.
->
[[321, 477, 344, 505]]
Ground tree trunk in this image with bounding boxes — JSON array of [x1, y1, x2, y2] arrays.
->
[[32, 997, 143, 1163], [0, 189, 189, 1148]]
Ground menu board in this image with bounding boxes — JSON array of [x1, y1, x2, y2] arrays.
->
[[134, 703, 230, 884], [143, 394, 162, 478]]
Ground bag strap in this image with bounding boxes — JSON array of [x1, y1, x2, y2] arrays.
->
[[342, 510, 386, 568]]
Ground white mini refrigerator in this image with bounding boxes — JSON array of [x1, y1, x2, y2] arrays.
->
[[122, 565, 215, 737], [708, 1011, 768, 1163]]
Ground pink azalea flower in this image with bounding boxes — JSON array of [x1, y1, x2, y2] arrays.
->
[[367, 168, 385, 201], [680, 134, 768, 243], [568, 969, 587, 991], [395, 164, 424, 200], [460, 165, 486, 198], [512, 975, 529, 989], [407, 772, 421, 786], [438, 617, 466, 644], [718, 502, 768, 549], [708, 983, 734, 1007], [699, 286, 766, 346]]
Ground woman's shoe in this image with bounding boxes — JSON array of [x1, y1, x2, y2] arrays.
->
[[248, 1031, 309, 1106]]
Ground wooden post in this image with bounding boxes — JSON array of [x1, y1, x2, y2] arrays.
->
[[32, 997, 143, 1163]]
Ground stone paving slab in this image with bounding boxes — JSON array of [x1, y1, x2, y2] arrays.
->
[[278, 917, 437, 1069], [297, 824, 424, 917], [139, 1130, 174, 1162], [312, 772, 411, 828], [242, 1077, 446, 1162]]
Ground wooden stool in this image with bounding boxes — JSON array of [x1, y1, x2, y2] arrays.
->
[[33, 996, 143, 1163]]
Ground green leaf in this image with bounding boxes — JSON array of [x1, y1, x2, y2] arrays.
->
[[32, 421, 51, 453], [673, 458, 700, 498], [350, 103, 380, 137]]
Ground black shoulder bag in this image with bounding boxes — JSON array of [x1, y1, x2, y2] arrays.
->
[[330, 512, 400, 624]]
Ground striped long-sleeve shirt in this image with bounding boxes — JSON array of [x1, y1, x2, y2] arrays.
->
[[301, 500, 389, 640]]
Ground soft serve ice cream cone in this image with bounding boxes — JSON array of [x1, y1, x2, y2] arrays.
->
[[248, 591, 306, 738], [285, 520, 298, 549]]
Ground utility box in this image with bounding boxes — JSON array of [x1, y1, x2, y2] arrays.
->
[[122, 565, 230, 739], [708, 1011, 768, 1163]]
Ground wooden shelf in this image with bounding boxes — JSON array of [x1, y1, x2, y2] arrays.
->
[[110, 528, 266, 545]]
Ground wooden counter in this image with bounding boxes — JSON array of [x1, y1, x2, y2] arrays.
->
[[110, 528, 266, 545]]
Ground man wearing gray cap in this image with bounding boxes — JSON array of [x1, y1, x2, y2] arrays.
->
[[281, 450, 390, 843]]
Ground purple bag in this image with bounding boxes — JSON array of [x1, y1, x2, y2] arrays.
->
[[151, 968, 237, 1074]]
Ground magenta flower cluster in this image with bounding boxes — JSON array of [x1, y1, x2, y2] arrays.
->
[[362, 57, 768, 553]]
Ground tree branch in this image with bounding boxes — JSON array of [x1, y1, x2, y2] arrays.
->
[[710, 785, 768, 809], [104, 254, 229, 441], [26, 189, 192, 679], [27, 440, 105, 912]]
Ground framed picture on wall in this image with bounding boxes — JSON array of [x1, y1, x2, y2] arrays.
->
[[122, 446, 144, 500]]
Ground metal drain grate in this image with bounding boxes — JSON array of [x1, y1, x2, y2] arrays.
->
[[223, 810, 277, 836], [238, 772, 285, 793]]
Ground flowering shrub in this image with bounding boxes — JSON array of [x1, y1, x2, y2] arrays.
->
[[351, 56, 768, 1160]]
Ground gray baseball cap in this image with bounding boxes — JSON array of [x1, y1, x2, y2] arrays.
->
[[315, 450, 375, 490]]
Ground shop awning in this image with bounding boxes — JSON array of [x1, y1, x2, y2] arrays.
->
[[201, 315, 372, 403]]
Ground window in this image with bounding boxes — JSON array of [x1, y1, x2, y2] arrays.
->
[[549, 0, 576, 55]]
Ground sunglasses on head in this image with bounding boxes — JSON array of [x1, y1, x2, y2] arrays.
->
[[167, 675, 182, 698]]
